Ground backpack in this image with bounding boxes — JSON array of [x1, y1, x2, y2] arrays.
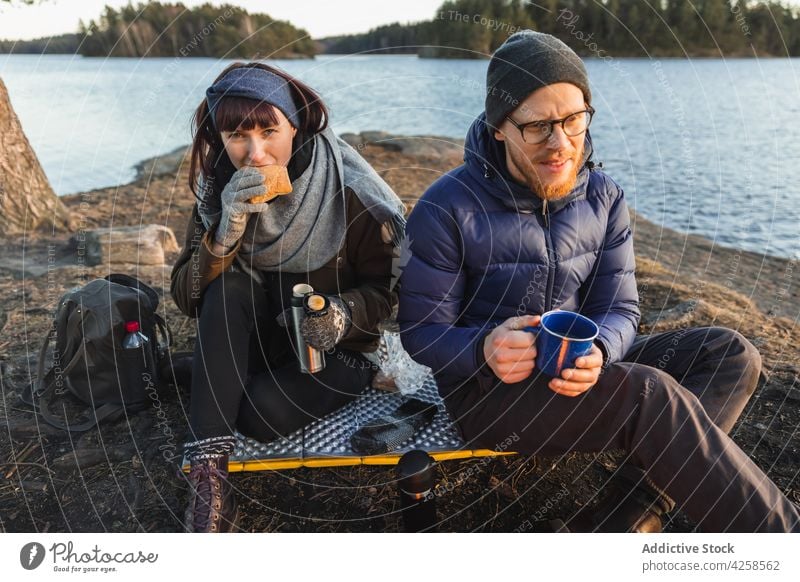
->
[[31, 274, 172, 432]]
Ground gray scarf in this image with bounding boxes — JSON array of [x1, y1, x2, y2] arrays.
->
[[198, 126, 406, 274]]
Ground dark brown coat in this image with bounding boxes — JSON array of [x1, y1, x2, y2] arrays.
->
[[170, 187, 396, 353]]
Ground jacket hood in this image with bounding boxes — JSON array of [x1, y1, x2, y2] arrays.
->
[[463, 111, 596, 214]]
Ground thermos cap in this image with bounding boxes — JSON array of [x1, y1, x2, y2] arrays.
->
[[397, 450, 436, 493], [306, 294, 326, 312]]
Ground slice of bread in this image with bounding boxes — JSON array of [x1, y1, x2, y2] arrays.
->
[[248, 165, 292, 203]]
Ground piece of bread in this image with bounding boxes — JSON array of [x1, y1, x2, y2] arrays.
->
[[247, 165, 292, 203]]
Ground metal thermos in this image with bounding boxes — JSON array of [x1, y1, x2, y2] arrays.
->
[[291, 283, 326, 374], [396, 450, 438, 532]]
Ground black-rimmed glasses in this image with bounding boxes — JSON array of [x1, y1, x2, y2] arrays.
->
[[506, 107, 595, 144]]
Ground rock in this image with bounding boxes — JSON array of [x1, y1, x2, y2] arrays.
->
[[386, 136, 463, 158], [359, 131, 394, 145], [74, 224, 179, 267], [339, 133, 363, 148], [341, 131, 464, 158], [134, 145, 189, 180]]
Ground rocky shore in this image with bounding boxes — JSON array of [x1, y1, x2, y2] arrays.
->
[[0, 133, 797, 532]]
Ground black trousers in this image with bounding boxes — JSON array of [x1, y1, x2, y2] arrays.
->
[[444, 326, 800, 532], [189, 272, 374, 443]]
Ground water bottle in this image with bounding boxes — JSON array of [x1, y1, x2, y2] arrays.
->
[[122, 321, 149, 349], [122, 320, 152, 385]]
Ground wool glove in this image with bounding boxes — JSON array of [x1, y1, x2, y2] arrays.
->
[[214, 167, 269, 250], [276, 294, 352, 351]]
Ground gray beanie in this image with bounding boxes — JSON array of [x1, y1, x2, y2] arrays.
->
[[485, 30, 591, 130]]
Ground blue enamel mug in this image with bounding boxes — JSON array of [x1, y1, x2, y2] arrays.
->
[[523, 310, 599, 377]]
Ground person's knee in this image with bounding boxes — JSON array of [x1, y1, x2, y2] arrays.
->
[[731, 329, 761, 371], [710, 327, 762, 394], [735, 330, 762, 396]]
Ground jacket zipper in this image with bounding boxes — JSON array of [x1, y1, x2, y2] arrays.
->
[[484, 161, 558, 311], [541, 199, 555, 312]]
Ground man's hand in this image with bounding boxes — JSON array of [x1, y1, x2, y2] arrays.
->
[[548, 343, 604, 397], [483, 315, 541, 384]]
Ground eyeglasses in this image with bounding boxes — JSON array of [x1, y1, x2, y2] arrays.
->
[[506, 107, 595, 145]]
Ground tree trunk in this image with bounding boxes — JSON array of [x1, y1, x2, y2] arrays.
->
[[0, 77, 73, 235]]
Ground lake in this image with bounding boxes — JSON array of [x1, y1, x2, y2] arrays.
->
[[1, 54, 799, 258]]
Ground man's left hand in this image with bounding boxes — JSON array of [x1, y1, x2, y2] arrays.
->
[[548, 343, 604, 397]]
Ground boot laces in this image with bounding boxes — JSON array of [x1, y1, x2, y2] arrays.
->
[[188, 460, 226, 530]]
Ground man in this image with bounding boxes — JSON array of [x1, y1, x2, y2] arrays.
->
[[398, 30, 799, 532]]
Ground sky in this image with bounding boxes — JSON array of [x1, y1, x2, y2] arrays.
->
[[0, 0, 444, 41]]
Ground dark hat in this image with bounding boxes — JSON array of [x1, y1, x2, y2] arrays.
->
[[485, 30, 591, 130]]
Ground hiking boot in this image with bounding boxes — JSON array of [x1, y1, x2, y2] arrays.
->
[[570, 465, 675, 533], [583, 483, 669, 532], [183, 454, 239, 533]]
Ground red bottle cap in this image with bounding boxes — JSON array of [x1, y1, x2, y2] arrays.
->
[[125, 321, 140, 333]]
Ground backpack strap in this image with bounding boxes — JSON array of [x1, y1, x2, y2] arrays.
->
[[21, 325, 58, 407], [153, 312, 172, 358], [34, 324, 56, 399], [36, 327, 91, 398], [34, 324, 121, 433], [38, 394, 124, 433]]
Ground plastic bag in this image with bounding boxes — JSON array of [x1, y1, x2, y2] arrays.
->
[[363, 330, 432, 395]]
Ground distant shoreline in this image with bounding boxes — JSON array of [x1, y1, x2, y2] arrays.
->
[[3, 51, 799, 60], [64, 139, 797, 277]]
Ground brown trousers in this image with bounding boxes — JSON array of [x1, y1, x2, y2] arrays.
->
[[443, 327, 800, 532]]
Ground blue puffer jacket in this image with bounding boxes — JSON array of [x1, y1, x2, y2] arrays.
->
[[398, 113, 639, 396]]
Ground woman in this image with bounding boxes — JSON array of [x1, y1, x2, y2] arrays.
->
[[170, 63, 405, 533]]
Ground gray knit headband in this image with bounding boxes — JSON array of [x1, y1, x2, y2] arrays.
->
[[205, 67, 300, 130]]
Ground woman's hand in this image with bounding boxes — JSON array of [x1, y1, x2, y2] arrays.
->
[[548, 343, 604, 397], [276, 294, 353, 351], [214, 167, 270, 250]]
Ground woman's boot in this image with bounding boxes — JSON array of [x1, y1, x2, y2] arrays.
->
[[182, 436, 239, 533]]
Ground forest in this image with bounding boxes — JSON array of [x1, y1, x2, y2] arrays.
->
[[2, 0, 798, 58], [1, 2, 316, 58], [321, 0, 800, 58]]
